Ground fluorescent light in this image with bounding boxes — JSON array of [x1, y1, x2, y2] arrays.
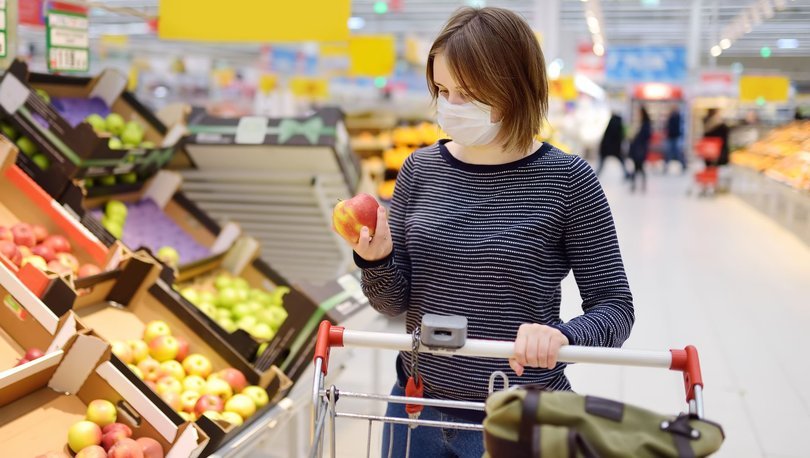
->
[[777, 38, 799, 49], [348, 17, 366, 30], [593, 43, 605, 56], [587, 16, 600, 33], [720, 38, 731, 49], [710, 46, 722, 57]]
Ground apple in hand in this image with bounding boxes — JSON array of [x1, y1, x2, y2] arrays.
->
[[108, 438, 145, 458], [225, 393, 257, 419], [242, 385, 270, 408], [11, 223, 36, 247], [217, 368, 248, 393], [149, 335, 179, 362], [43, 234, 71, 253], [182, 354, 212, 378], [86, 399, 117, 427], [332, 193, 380, 243], [68, 420, 103, 452], [194, 394, 224, 416], [136, 437, 165, 458], [76, 446, 107, 458], [143, 321, 171, 344]]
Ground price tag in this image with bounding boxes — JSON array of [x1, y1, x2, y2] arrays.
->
[[47, 10, 90, 72]]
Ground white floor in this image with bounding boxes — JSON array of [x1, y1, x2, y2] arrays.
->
[[256, 161, 810, 458]]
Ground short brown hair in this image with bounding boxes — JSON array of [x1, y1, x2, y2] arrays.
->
[[427, 7, 548, 154]]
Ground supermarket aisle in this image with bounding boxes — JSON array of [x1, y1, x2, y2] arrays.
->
[[299, 162, 810, 458]]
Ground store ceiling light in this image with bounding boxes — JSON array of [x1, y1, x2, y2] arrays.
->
[[587, 16, 600, 33], [593, 43, 605, 56], [710, 46, 722, 57], [720, 39, 732, 49], [348, 17, 366, 30], [641, 0, 659, 7], [760, 46, 772, 58], [777, 38, 799, 49]]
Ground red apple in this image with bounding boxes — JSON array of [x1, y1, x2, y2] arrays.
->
[[31, 244, 56, 262], [56, 252, 80, 273], [136, 437, 164, 458], [11, 223, 36, 247], [0, 240, 21, 266], [108, 438, 145, 458], [102, 423, 133, 437], [31, 224, 49, 243], [24, 348, 45, 360], [43, 234, 71, 253], [332, 193, 380, 243], [174, 336, 190, 361], [217, 368, 248, 393], [102, 428, 131, 452], [47, 259, 72, 275], [194, 394, 224, 416], [15, 357, 30, 366], [144, 380, 157, 392], [78, 263, 102, 278], [76, 445, 107, 458], [0, 226, 12, 242]]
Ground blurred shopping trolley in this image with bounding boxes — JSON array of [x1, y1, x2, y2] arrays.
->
[[690, 137, 726, 196], [310, 315, 723, 457]]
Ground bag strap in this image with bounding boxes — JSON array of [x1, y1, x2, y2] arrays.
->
[[662, 414, 699, 458], [568, 430, 601, 458], [519, 389, 541, 452]]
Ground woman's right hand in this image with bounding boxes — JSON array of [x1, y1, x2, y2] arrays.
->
[[335, 206, 393, 262]]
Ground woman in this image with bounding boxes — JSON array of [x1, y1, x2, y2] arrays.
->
[[629, 106, 652, 192], [335, 7, 634, 457], [703, 108, 730, 166], [597, 111, 629, 178]]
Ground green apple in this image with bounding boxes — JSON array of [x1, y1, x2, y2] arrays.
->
[[121, 125, 144, 146], [219, 318, 237, 333], [261, 307, 288, 330], [232, 277, 249, 291], [108, 137, 124, 150], [197, 302, 217, 317], [105, 200, 128, 220], [246, 301, 263, 314], [157, 246, 180, 268], [237, 316, 257, 331], [106, 113, 126, 135], [85, 114, 107, 132], [217, 288, 239, 308], [31, 153, 50, 170], [199, 291, 216, 304], [251, 323, 274, 340], [236, 288, 249, 303], [143, 320, 171, 343], [255, 342, 269, 358], [231, 303, 251, 320], [141, 141, 156, 149], [16, 137, 38, 157], [99, 175, 117, 186], [118, 172, 138, 184], [35, 88, 51, 103], [241, 385, 269, 408], [214, 273, 233, 290], [0, 122, 18, 140], [180, 287, 199, 304], [214, 308, 232, 322]]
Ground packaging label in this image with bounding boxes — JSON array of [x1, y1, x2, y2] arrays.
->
[[47, 10, 89, 72]]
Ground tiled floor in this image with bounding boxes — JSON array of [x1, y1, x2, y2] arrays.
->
[[255, 161, 810, 458]]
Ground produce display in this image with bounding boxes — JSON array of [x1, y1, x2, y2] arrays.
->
[[13, 347, 45, 367], [0, 122, 52, 172], [90, 199, 209, 265], [178, 273, 289, 341], [35, 399, 166, 458], [0, 222, 101, 277], [110, 320, 268, 425], [731, 121, 810, 191]]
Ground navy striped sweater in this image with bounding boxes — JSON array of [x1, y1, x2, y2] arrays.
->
[[356, 140, 634, 408]]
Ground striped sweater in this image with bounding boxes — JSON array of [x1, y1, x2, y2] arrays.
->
[[356, 140, 634, 410]]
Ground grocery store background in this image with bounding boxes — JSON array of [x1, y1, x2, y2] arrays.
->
[[2, 0, 810, 457]]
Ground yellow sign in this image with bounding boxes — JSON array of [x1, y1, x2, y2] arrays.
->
[[158, 0, 350, 42], [739, 75, 790, 102], [550, 77, 577, 101], [349, 35, 396, 77], [290, 77, 329, 100], [320, 42, 349, 58], [259, 74, 278, 94]]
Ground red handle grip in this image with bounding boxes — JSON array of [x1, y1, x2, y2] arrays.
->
[[669, 345, 703, 404], [313, 320, 345, 375]]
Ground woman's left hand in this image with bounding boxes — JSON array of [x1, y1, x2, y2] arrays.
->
[[509, 323, 569, 376]]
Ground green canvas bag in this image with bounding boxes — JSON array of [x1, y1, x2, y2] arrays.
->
[[483, 388, 724, 458]]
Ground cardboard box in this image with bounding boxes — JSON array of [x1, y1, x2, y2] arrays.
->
[[60, 169, 241, 271], [0, 334, 207, 457], [0, 60, 184, 183]]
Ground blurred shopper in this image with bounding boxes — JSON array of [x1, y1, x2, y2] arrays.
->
[[703, 108, 730, 166], [629, 106, 652, 192], [665, 105, 686, 173], [334, 7, 634, 457], [597, 112, 629, 178]]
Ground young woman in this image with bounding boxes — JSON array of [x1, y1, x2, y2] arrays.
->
[[335, 7, 634, 457]]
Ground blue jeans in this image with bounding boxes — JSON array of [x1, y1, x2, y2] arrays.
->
[[380, 383, 485, 458]]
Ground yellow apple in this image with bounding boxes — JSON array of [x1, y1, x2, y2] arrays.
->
[[182, 375, 206, 394], [205, 377, 233, 400], [158, 360, 186, 381], [182, 354, 212, 378]]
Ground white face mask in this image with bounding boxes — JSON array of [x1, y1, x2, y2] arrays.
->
[[436, 96, 502, 146]]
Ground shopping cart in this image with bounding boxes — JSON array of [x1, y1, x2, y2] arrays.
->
[[690, 137, 724, 196], [310, 317, 706, 458]]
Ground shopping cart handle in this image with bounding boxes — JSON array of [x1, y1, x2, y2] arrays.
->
[[313, 321, 705, 408]]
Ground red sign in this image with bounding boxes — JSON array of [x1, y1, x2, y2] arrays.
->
[[20, 0, 44, 26], [633, 83, 683, 100], [576, 42, 605, 82]]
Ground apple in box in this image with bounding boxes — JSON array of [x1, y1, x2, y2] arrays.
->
[[333, 193, 380, 243], [43, 234, 72, 253], [11, 223, 36, 247], [108, 438, 144, 458], [194, 394, 224, 416], [76, 445, 107, 458], [31, 244, 56, 262], [0, 240, 22, 266]]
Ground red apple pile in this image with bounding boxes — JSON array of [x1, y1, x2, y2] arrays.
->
[[332, 193, 380, 243], [60, 399, 166, 458], [0, 223, 101, 278], [14, 347, 45, 367], [111, 321, 269, 426]]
